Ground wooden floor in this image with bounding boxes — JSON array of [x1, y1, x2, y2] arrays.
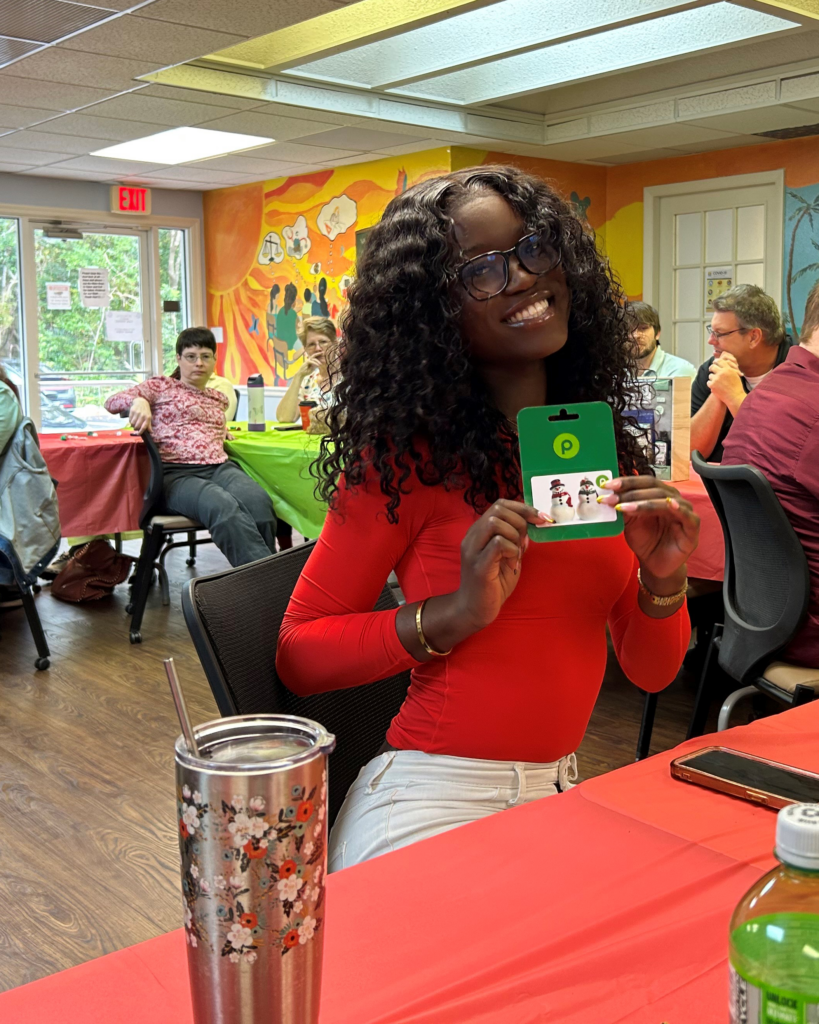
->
[[0, 541, 729, 992]]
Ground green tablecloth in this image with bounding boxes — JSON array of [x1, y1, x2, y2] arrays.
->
[[224, 423, 328, 538]]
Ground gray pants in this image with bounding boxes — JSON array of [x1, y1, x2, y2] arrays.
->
[[162, 461, 277, 568]]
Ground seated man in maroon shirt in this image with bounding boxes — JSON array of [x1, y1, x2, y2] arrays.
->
[[105, 328, 277, 568], [722, 283, 819, 667]]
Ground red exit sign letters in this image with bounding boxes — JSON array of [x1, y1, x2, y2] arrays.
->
[[111, 185, 151, 215]]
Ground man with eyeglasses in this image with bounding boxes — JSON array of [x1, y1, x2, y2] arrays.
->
[[105, 327, 277, 567], [690, 284, 794, 462]]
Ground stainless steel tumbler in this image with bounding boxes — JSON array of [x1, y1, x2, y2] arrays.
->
[[175, 715, 336, 1024]]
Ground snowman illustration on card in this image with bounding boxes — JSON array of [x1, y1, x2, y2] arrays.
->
[[549, 479, 575, 523], [576, 477, 602, 520]]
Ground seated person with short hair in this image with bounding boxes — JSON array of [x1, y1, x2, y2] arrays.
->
[[105, 327, 277, 567], [691, 284, 794, 462], [722, 282, 819, 668], [626, 301, 696, 379]]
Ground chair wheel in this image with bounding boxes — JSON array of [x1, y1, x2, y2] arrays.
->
[[35, 657, 50, 670], [125, 603, 133, 614], [186, 557, 196, 567], [129, 631, 142, 644]]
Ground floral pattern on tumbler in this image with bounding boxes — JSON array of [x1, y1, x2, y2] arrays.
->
[[178, 771, 328, 963]]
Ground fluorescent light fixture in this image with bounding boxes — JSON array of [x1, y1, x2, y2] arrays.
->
[[387, 2, 799, 106], [286, 0, 691, 90], [91, 127, 274, 164]]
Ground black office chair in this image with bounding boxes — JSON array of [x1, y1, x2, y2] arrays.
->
[[181, 541, 412, 827], [685, 450, 816, 737], [125, 432, 214, 644]]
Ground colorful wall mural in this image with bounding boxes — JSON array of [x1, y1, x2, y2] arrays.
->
[[204, 148, 450, 385], [205, 135, 819, 384]]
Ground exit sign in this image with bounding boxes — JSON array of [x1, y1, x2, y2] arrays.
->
[[111, 185, 151, 215]]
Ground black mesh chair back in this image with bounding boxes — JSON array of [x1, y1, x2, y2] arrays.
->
[[691, 451, 810, 682], [182, 542, 412, 826]]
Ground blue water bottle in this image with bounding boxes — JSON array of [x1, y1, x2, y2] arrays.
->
[[247, 373, 266, 432]]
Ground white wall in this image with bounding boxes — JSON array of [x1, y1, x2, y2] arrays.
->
[[0, 172, 203, 220]]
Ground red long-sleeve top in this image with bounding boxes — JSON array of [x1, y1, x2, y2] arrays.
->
[[277, 470, 690, 763]]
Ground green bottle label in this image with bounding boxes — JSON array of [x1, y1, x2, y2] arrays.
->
[[730, 964, 819, 1024], [730, 913, 819, 1023]]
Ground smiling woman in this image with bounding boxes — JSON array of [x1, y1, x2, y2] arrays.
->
[[276, 165, 699, 871]]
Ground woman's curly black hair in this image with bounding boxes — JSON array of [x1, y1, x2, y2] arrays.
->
[[316, 164, 645, 522]]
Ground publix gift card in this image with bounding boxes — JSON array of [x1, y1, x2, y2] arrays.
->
[[518, 402, 624, 543]]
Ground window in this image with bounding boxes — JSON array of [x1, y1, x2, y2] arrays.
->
[[0, 217, 24, 402], [159, 227, 189, 374]]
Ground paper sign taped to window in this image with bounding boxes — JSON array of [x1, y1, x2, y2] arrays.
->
[[105, 310, 143, 343], [78, 267, 110, 308], [46, 282, 71, 310]]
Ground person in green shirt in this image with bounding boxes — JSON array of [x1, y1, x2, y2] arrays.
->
[[627, 302, 696, 379]]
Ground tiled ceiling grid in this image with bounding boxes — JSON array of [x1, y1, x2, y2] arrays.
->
[[0, 0, 818, 186]]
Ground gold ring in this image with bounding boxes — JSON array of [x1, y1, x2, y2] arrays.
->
[[666, 496, 673, 505]]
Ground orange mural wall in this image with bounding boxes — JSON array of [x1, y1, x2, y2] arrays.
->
[[204, 147, 450, 385], [204, 135, 819, 384]]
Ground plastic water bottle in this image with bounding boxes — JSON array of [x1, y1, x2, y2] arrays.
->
[[247, 372, 265, 432], [729, 803, 819, 1023]]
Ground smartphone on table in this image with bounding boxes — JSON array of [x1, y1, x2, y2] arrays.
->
[[670, 747, 819, 810]]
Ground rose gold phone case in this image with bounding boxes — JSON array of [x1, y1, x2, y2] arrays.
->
[[670, 746, 819, 810]]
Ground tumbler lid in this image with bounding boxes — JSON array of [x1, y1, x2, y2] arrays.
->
[[175, 714, 336, 775]]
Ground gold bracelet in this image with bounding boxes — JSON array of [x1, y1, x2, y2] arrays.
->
[[415, 599, 452, 657], [637, 569, 688, 607]]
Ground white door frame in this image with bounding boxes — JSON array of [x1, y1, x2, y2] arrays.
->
[[642, 169, 784, 308], [0, 202, 203, 427]]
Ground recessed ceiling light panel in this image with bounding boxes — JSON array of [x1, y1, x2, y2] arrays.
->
[[387, 2, 800, 106], [91, 127, 274, 165], [287, 0, 692, 90]]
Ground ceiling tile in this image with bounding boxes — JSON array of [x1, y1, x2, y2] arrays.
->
[[59, 17, 244, 63], [0, 38, 43, 65], [120, 176, 204, 189], [193, 155, 310, 175], [24, 166, 121, 181], [600, 123, 739, 150], [132, 0, 339, 35], [36, 113, 164, 140], [0, 49, 156, 90], [685, 104, 818, 135], [138, 165, 253, 183], [80, 92, 236, 126], [196, 110, 341, 142], [249, 102, 353, 127], [293, 126, 428, 151], [375, 139, 444, 155], [0, 159, 37, 171], [0, 104, 55, 129], [227, 141, 358, 163], [45, 154, 169, 174], [665, 132, 777, 153], [0, 146, 66, 166], [0, 0, 117, 44], [0, 75, 118, 111], [784, 98, 819, 115], [592, 147, 689, 165], [535, 136, 655, 161], [136, 83, 262, 110], [0, 129, 114, 154]]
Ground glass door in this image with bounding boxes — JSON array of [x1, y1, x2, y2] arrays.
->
[[31, 225, 150, 432]]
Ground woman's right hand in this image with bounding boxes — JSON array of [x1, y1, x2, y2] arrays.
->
[[396, 499, 550, 661], [129, 396, 152, 434], [298, 354, 321, 378], [454, 500, 549, 631]]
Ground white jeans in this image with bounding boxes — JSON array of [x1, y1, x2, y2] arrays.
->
[[328, 749, 578, 872]]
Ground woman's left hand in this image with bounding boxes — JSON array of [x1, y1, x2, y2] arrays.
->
[[600, 476, 700, 579]]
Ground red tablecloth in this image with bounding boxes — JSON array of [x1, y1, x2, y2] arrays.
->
[[4, 701, 818, 1023], [673, 469, 724, 582], [39, 431, 148, 537]]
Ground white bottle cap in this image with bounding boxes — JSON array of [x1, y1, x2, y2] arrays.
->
[[776, 804, 819, 870]]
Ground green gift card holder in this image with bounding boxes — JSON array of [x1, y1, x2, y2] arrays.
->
[[518, 402, 623, 543]]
